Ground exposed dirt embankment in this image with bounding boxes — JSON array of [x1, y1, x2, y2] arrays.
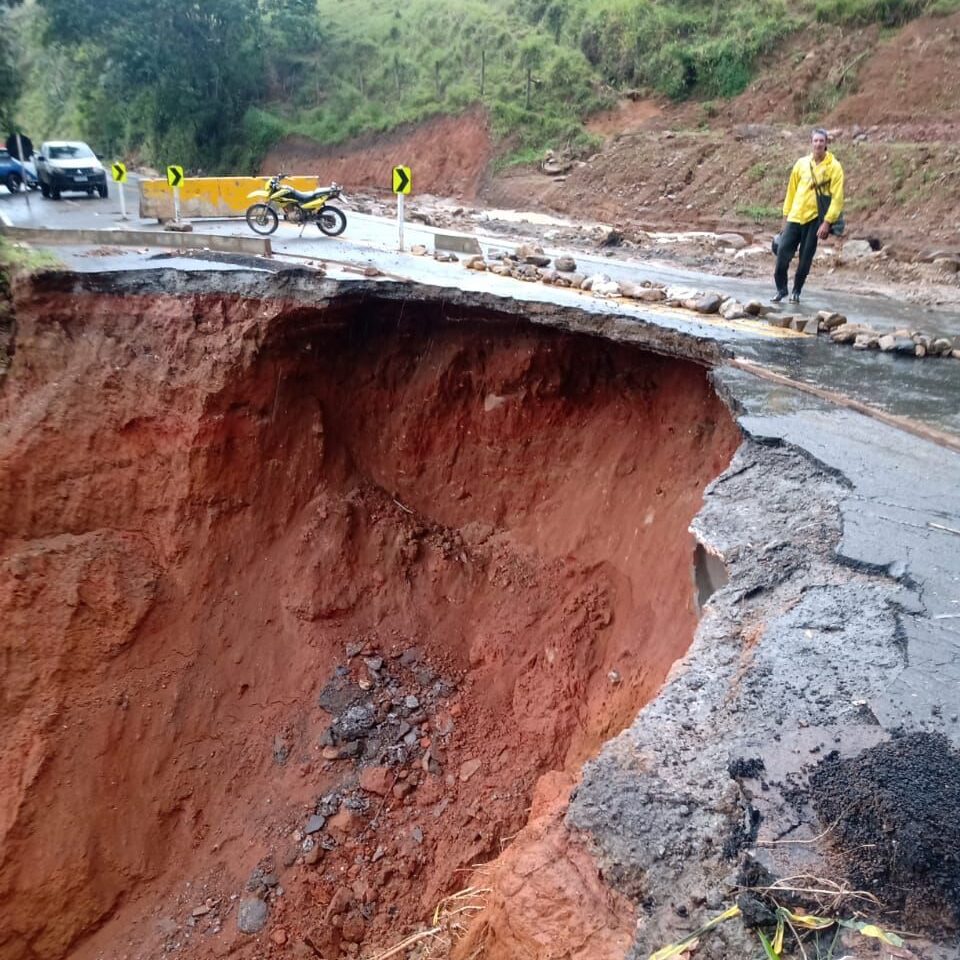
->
[[261, 108, 493, 199], [0, 276, 738, 960]]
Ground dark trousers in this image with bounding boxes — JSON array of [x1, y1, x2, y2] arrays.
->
[[774, 219, 819, 295]]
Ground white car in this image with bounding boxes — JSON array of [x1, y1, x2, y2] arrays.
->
[[35, 140, 108, 200]]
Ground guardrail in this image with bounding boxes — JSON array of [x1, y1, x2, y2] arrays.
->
[[139, 176, 320, 220], [0, 223, 272, 257]]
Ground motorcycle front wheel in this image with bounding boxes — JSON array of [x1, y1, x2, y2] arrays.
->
[[317, 205, 347, 237], [245, 203, 279, 236]]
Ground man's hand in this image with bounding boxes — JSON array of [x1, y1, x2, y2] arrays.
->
[[817, 221, 831, 241]]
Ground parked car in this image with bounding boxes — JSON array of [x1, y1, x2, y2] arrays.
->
[[0, 148, 39, 193], [35, 140, 108, 199]]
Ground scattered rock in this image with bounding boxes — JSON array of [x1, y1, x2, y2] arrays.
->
[[894, 336, 918, 355], [931, 338, 953, 356], [304, 814, 326, 834], [830, 323, 869, 344], [842, 239, 875, 260], [525, 254, 552, 268], [393, 780, 415, 800], [720, 299, 748, 320], [327, 807, 357, 841], [743, 301, 772, 317], [410, 244, 427, 256], [554, 256, 577, 272], [684, 293, 723, 314], [766, 314, 794, 329], [362, 266, 381, 278], [514, 243, 544, 260], [163, 221, 194, 233], [513, 263, 540, 281], [618, 280, 645, 299], [359, 766, 393, 797], [633, 286, 667, 302], [341, 916, 367, 943], [592, 278, 622, 298], [192, 905, 211, 918], [271, 928, 288, 946], [327, 887, 353, 918], [237, 897, 269, 935], [459, 758, 482, 782], [878, 334, 897, 352], [817, 311, 847, 330], [598, 229, 624, 248], [716, 233, 748, 250]]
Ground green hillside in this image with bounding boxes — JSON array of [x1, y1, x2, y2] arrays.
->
[[5, 0, 960, 172]]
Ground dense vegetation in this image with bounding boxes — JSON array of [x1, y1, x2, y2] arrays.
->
[[3, 0, 959, 172]]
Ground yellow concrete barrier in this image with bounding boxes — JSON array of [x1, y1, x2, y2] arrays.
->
[[139, 176, 321, 220]]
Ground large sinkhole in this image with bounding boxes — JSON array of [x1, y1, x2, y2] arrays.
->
[[0, 291, 739, 960]]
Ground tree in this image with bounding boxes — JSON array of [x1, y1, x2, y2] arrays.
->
[[0, 0, 24, 131], [36, 0, 264, 168]]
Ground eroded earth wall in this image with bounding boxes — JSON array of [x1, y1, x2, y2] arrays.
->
[[0, 275, 739, 959]]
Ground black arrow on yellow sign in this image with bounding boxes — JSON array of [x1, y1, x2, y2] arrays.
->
[[167, 165, 184, 188], [392, 165, 411, 195]]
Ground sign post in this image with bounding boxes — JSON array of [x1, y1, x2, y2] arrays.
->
[[166, 165, 184, 221], [112, 162, 128, 220], [392, 165, 411, 252]]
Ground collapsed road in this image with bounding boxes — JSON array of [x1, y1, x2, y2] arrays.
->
[[1, 266, 958, 960]]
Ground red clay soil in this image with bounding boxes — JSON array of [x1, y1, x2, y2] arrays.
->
[[495, 14, 960, 247], [0, 285, 738, 960], [260, 108, 494, 199]]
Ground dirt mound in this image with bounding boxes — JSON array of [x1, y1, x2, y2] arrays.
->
[[0, 280, 738, 959], [810, 732, 960, 932], [485, 12, 960, 250], [829, 13, 960, 127], [260, 108, 493, 199]]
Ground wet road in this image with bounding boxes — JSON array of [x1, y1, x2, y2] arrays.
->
[[3, 184, 959, 438]]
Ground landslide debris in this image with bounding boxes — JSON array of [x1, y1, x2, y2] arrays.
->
[[810, 732, 960, 932]]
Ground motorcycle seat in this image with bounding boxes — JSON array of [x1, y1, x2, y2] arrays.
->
[[285, 186, 335, 203]]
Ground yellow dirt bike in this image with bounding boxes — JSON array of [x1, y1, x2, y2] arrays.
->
[[245, 174, 348, 237]]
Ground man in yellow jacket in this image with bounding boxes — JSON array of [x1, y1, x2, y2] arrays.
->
[[773, 128, 844, 304]]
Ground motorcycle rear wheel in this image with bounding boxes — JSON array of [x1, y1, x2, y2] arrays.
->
[[317, 205, 347, 237], [246, 203, 279, 236]]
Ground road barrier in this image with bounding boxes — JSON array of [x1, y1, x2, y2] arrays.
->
[[0, 222, 272, 257], [139, 176, 320, 221]]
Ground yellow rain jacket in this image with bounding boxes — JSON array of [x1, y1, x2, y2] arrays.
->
[[783, 150, 844, 225]]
